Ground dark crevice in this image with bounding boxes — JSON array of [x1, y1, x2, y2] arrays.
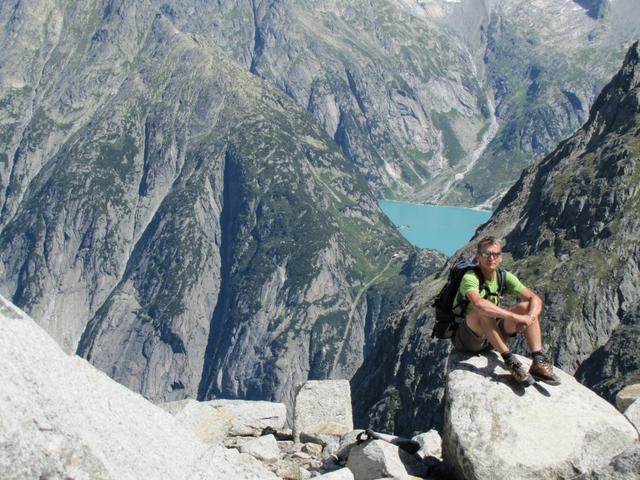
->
[[198, 151, 244, 400], [346, 69, 366, 115], [138, 119, 153, 197], [249, 0, 265, 75]]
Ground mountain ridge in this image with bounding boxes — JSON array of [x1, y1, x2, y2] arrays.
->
[[0, 2, 436, 413], [352, 40, 640, 435]]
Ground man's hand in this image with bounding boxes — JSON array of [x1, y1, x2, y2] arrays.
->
[[514, 313, 534, 333]]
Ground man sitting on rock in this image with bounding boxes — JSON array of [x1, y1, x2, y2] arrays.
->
[[452, 236, 560, 386]]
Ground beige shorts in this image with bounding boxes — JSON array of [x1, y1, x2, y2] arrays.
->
[[452, 318, 514, 353]]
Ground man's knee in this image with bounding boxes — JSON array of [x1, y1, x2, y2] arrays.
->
[[467, 311, 498, 333]]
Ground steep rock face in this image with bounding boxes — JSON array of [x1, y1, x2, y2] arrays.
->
[[143, 0, 637, 206], [0, 1, 434, 409], [575, 306, 640, 404], [0, 295, 277, 480], [147, 0, 494, 199], [352, 42, 640, 435], [441, 0, 639, 207]]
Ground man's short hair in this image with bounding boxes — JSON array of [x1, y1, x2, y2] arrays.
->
[[477, 236, 501, 253]]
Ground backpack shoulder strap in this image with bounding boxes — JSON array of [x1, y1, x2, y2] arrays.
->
[[497, 268, 507, 296]]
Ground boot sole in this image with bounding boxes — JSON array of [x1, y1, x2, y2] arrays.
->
[[511, 374, 535, 386], [531, 373, 561, 385]]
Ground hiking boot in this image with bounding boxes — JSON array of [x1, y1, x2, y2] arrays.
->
[[529, 354, 561, 385], [504, 355, 535, 386]]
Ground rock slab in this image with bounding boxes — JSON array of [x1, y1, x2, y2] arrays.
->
[[0, 296, 277, 480], [443, 351, 639, 480], [314, 468, 355, 479], [294, 380, 354, 440], [162, 398, 286, 440], [346, 439, 428, 479], [160, 399, 232, 444], [239, 434, 281, 463]]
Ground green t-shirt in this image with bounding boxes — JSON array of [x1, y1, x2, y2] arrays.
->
[[453, 269, 525, 316]]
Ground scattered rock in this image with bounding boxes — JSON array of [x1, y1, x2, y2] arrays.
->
[[346, 439, 429, 479], [292, 451, 313, 461], [271, 458, 303, 480], [263, 426, 294, 441], [337, 430, 365, 462], [160, 399, 231, 444], [413, 430, 442, 460], [617, 384, 640, 413], [322, 441, 340, 460], [314, 468, 355, 479], [207, 399, 287, 436], [294, 381, 353, 441], [239, 434, 281, 463], [443, 351, 639, 480], [303, 442, 323, 456], [299, 466, 313, 480]]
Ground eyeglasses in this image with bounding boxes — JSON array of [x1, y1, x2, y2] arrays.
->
[[479, 252, 502, 259]]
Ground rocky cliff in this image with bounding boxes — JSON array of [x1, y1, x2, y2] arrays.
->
[[0, 1, 437, 412], [352, 41, 640, 436], [3, 295, 636, 479], [144, 0, 638, 207], [0, 0, 637, 425], [0, 294, 278, 480]]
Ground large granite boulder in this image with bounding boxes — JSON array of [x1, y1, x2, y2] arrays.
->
[[0, 296, 277, 480], [443, 351, 639, 480], [294, 380, 354, 441]]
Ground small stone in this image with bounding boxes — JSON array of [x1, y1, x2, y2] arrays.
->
[[312, 467, 355, 479], [277, 440, 296, 453], [292, 451, 312, 460], [303, 442, 323, 456], [336, 430, 364, 462], [298, 466, 312, 480], [322, 442, 340, 461], [412, 429, 442, 460], [239, 434, 281, 463], [300, 431, 340, 447], [346, 439, 428, 479]]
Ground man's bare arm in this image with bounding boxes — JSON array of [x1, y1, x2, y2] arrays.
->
[[518, 287, 543, 319], [466, 291, 532, 327]]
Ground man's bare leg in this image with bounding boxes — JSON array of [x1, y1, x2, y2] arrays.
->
[[466, 310, 509, 353], [465, 308, 535, 385], [499, 301, 543, 353], [464, 299, 546, 354]]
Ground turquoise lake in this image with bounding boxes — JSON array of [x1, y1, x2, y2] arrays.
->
[[379, 200, 492, 256]]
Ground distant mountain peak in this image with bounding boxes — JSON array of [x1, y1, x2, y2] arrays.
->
[[586, 40, 639, 132]]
